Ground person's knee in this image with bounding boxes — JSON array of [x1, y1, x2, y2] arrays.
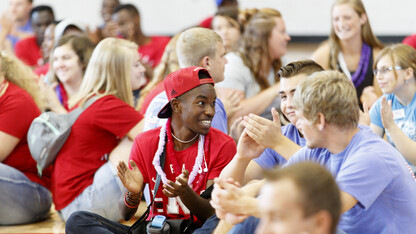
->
[[65, 211, 94, 233]]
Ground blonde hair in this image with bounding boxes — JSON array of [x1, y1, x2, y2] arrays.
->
[[374, 43, 416, 80], [239, 8, 282, 90], [0, 51, 44, 109], [177, 27, 223, 68], [136, 33, 181, 110], [69, 38, 137, 108], [328, 0, 383, 69], [292, 70, 360, 128]]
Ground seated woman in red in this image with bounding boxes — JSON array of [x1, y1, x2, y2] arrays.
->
[[52, 38, 145, 222], [0, 51, 52, 225]]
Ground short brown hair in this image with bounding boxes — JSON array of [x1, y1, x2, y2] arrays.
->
[[292, 70, 360, 128], [265, 162, 341, 234], [277, 59, 324, 79]]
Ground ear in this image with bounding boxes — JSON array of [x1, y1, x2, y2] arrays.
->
[[404, 67, 414, 82], [360, 13, 367, 26], [171, 98, 182, 114], [316, 113, 326, 131], [201, 56, 210, 70], [311, 210, 333, 234]]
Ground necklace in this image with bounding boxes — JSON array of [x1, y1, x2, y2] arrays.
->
[[171, 132, 199, 144], [153, 120, 205, 185]]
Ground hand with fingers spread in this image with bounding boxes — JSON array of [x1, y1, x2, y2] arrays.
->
[[242, 107, 282, 149], [359, 102, 371, 126], [117, 160, 144, 195], [236, 128, 266, 161], [229, 116, 245, 143], [380, 97, 395, 130], [162, 169, 191, 197]]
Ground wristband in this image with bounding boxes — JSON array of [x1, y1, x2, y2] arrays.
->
[[124, 192, 140, 208]]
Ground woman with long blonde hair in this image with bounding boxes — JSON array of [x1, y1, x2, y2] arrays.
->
[[312, 0, 384, 108], [216, 8, 291, 123], [53, 38, 145, 222], [0, 51, 52, 225]]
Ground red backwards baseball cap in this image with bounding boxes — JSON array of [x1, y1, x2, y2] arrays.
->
[[157, 66, 214, 118]]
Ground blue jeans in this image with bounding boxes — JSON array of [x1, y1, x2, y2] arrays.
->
[[193, 214, 220, 234], [66, 211, 129, 234], [59, 162, 125, 222], [0, 163, 52, 225]]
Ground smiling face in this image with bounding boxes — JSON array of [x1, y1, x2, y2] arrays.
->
[[176, 84, 216, 135], [279, 74, 307, 125], [332, 4, 365, 41], [130, 50, 146, 90], [375, 55, 406, 94], [268, 17, 291, 60], [52, 43, 83, 85]]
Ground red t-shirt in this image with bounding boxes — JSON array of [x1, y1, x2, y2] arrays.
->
[[0, 82, 51, 188], [139, 36, 171, 68], [52, 95, 143, 210], [15, 36, 42, 67], [139, 81, 165, 115], [34, 63, 50, 76], [131, 122, 236, 220]]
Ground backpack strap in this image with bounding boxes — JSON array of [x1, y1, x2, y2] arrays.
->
[[66, 96, 98, 125]]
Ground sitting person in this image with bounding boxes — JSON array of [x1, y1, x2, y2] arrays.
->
[[52, 38, 145, 222], [369, 43, 416, 172], [212, 70, 416, 233], [65, 66, 237, 233], [41, 34, 94, 113], [256, 162, 341, 234], [215, 8, 291, 123], [0, 51, 52, 225], [143, 27, 238, 135], [14, 5, 55, 67], [220, 60, 324, 185]]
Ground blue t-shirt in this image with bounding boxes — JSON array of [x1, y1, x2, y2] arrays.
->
[[143, 91, 228, 134], [0, 20, 33, 48], [370, 93, 416, 170], [254, 123, 305, 169], [287, 125, 416, 233]]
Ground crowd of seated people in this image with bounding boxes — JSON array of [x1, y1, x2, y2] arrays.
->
[[1, 0, 415, 233]]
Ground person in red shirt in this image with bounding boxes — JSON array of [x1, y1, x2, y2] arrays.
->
[[14, 5, 55, 67], [110, 4, 171, 78], [0, 51, 52, 225], [65, 66, 237, 233], [52, 38, 146, 222]]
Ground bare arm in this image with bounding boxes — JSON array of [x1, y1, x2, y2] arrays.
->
[[340, 191, 358, 213], [0, 131, 20, 162], [311, 41, 330, 70], [117, 160, 144, 221]]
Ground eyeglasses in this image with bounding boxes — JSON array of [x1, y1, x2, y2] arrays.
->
[[373, 66, 403, 76]]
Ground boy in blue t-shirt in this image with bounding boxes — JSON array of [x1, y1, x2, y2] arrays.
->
[[213, 70, 416, 234]]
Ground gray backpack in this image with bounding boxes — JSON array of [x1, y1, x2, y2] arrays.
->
[[27, 97, 97, 175]]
